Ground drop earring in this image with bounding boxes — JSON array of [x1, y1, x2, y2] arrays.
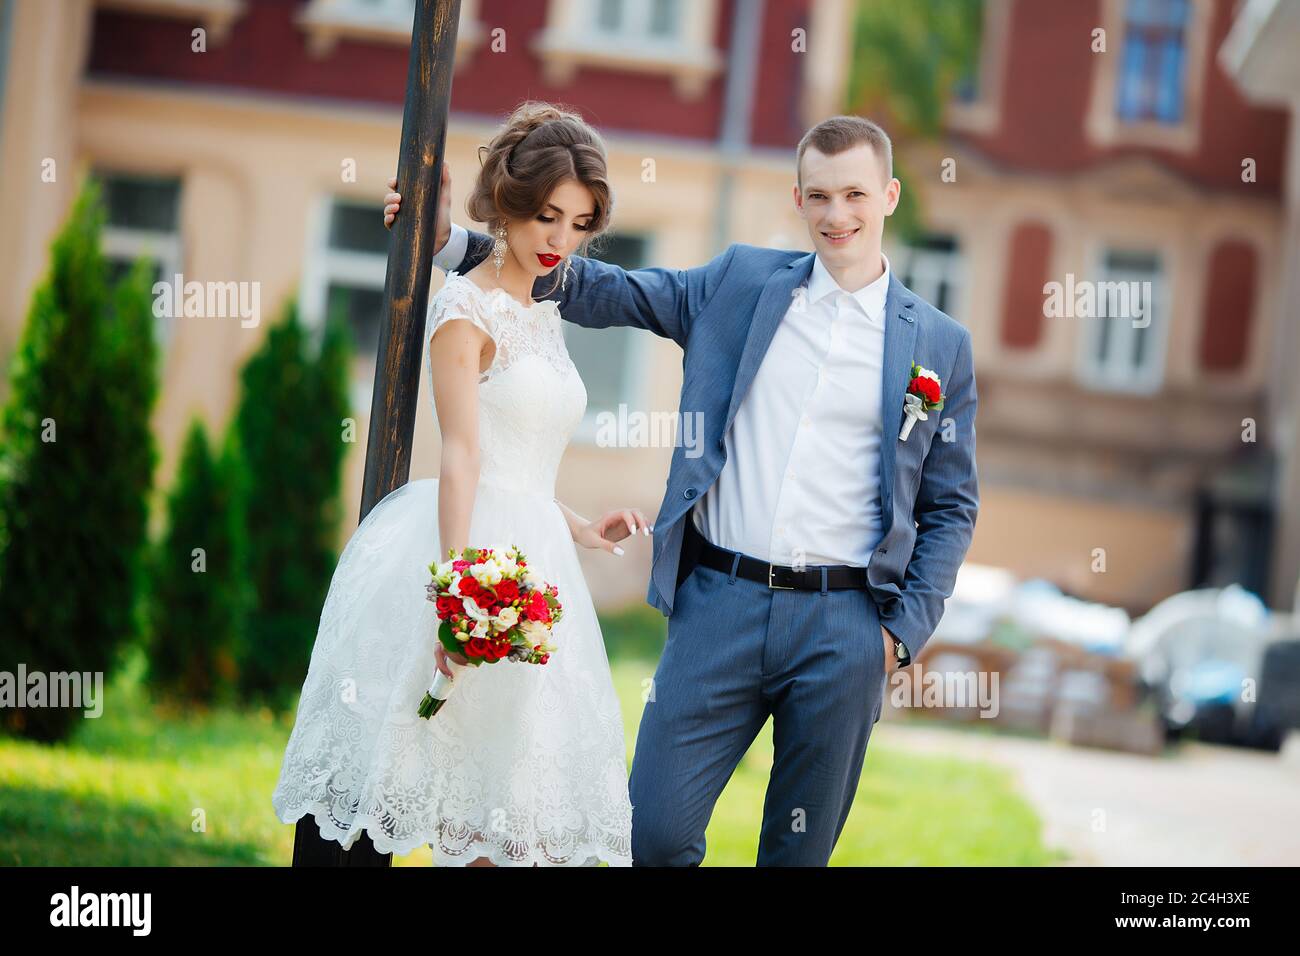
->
[[561, 257, 572, 292], [492, 223, 507, 278]]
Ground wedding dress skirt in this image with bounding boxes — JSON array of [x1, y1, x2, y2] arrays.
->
[[272, 271, 634, 866]]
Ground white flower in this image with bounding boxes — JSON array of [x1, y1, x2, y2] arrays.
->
[[460, 595, 490, 623], [523, 567, 543, 590], [471, 561, 503, 587], [915, 366, 940, 383], [520, 619, 549, 642], [496, 606, 519, 629], [470, 620, 488, 640], [432, 560, 456, 587]]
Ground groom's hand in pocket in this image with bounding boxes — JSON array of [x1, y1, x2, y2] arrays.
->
[[881, 624, 901, 676], [577, 508, 652, 556]]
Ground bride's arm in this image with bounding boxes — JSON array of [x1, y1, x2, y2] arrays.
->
[[428, 318, 492, 671], [428, 319, 491, 556], [554, 500, 652, 556]]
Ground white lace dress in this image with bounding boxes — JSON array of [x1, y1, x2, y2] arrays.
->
[[271, 271, 634, 866]]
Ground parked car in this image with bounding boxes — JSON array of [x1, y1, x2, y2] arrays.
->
[[1125, 584, 1285, 749]]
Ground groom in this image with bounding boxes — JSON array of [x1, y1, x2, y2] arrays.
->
[[430, 115, 978, 865]]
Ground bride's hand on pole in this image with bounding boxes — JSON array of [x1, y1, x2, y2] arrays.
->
[[577, 508, 652, 556]]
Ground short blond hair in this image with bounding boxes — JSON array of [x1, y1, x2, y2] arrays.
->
[[795, 116, 893, 188]]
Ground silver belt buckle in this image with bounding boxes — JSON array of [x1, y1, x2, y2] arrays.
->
[[768, 563, 795, 589]]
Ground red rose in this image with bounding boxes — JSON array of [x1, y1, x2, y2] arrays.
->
[[495, 580, 520, 603], [458, 577, 482, 601], [466, 637, 490, 659], [525, 591, 551, 623], [909, 376, 941, 404], [436, 595, 463, 618]]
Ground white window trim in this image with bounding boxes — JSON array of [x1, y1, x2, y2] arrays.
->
[[97, 0, 246, 44], [299, 195, 390, 411], [945, 0, 1011, 135], [296, 0, 485, 63], [567, 231, 655, 443], [1085, 0, 1213, 154], [894, 236, 967, 323], [1075, 241, 1172, 395], [532, 0, 723, 99], [103, 226, 184, 354]]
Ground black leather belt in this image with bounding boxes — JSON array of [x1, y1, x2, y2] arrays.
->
[[685, 517, 869, 590]]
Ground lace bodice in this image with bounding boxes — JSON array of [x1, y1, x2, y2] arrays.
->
[[425, 271, 586, 497]]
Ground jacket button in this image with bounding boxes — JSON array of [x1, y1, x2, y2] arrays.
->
[[717, 437, 725, 450], [878, 548, 888, 554], [683, 487, 697, 500]]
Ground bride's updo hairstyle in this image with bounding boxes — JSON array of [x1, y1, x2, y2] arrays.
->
[[466, 101, 612, 293]]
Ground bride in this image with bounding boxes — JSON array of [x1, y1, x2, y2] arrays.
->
[[272, 102, 647, 867]]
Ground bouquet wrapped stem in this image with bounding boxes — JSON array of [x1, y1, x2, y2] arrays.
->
[[420, 545, 562, 719]]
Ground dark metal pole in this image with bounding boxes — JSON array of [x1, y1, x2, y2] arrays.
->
[[292, 0, 462, 868]]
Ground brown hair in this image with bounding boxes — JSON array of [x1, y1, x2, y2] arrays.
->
[[466, 101, 612, 293], [795, 115, 893, 189]]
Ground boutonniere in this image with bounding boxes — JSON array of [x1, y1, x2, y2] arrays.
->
[[899, 363, 945, 441]]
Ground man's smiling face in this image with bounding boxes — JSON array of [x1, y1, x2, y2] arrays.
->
[[793, 143, 900, 269]]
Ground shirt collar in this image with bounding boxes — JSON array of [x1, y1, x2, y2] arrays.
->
[[807, 251, 891, 321]]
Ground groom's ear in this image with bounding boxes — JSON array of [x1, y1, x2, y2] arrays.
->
[[883, 177, 902, 216], [792, 181, 805, 216]]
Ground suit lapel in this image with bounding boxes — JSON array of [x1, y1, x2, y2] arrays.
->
[[723, 253, 816, 436], [878, 272, 919, 523]]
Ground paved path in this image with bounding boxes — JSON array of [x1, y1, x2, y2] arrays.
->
[[878, 720, 1300, 866]]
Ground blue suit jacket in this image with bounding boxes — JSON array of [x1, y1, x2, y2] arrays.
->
[[451, 232, 979, 666]]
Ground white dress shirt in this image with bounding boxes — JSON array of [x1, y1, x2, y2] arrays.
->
[[693, 252, 891, 568]]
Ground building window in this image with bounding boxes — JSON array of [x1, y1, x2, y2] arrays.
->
[[1115, 0, 1190, 124], [301, 197, 390, 410], [564, 233, 649, 438], [897, 235, 962, 318], [592, 0, 684, 44], [533, 0, 721, 98], [296, 0, 485, 59], [1078, 248, 1167, 393], [96, 170, 183, 352]]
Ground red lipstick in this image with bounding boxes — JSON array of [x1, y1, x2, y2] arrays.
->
[[537, 253, 560, 267]]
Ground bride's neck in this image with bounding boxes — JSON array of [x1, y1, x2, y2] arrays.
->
[[495, 257, 537, 307]]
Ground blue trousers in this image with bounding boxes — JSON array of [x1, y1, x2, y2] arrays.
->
[[627, 555, 887, 866]]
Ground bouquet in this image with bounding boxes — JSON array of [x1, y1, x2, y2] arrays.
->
[[419, 545, 562, 718]]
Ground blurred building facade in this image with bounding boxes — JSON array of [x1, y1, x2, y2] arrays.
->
[[917, 0, 1293, 614], [0, 0, 1294, 615]]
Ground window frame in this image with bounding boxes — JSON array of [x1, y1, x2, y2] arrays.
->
[[96, 169, 186, 356], [1075, 241, 1171, 395]]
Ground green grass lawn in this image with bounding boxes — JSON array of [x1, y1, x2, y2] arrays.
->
[[0, 617, 1061, 866]]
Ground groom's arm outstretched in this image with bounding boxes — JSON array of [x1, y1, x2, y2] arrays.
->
[[433, 222, 734, 349], [882, 330, 980, 666]]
